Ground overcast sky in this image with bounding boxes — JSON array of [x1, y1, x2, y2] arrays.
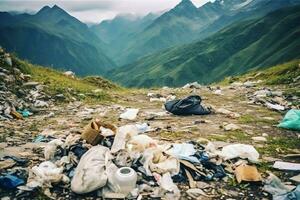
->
[[0, 0, 212, 23]]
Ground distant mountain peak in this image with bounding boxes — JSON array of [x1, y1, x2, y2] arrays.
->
[[37, 5, 51, 14], [52, 4, 64, 11], [37, 4, 66, 16], [171, 0, 199, 17], [176, 0, 197, 9]]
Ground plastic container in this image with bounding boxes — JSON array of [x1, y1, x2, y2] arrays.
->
[[114, 167, 137, 194]]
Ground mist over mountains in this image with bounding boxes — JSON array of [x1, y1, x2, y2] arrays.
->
[[0, 0, 299, 87]]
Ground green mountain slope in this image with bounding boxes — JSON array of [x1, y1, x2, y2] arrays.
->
[[109, 6, 300, 87], [98, 0, 300, 66], [0, 5, 115, 75], [109, 0, 222, 65], [90, 13, 159, 64]]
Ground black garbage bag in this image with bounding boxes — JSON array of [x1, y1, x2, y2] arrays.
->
[[164, 95, 211, 116]]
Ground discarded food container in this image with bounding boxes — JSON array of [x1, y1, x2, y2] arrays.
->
[[81, 121, 103, 145], [114, 167, 137, 195]]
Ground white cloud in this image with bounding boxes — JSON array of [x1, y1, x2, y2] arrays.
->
[[0, 0, 212, 23]]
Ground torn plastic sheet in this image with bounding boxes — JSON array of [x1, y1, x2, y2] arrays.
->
[[142, 148, 180, 176], [166, 143, 199, 163]]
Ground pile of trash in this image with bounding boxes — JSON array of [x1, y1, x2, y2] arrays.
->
[[147, 92, 176, 103], [247, 88, 292, 111], [0, 47, 52, 120], [2, 113, 299, 199]]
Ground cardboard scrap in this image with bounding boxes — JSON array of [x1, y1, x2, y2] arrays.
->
[[235, 164, 262, 183], [10, 111, 23, 120]]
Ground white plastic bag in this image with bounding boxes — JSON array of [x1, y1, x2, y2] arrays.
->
[[220, 144, 259, 163], [120, 109, 139, 120], [111, 125, 139, 153], [71, 146, 112, 194]]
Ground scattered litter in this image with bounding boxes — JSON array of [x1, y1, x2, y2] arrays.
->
[[0, 174, 24, 189], [157, 172, 180, 199], [111, 124, 140, 153], [278, 109, 300, 131], [182, 82, 201, 89], [214, 89, 222, 95], [273, 161, 300, 171], [265, 102, 285, 111], [235, 164, 262, 183], [165, 95, 211, 116], [17, 109, 32, 118], [71, 146, 112, 194], [26, 161, 69, 189], [128, 134, 157, 153], [290, 174, 300, 184], [10, 111, 23, 120], [0, 159, 16, 170], [221, 144, 259, 163], [120, 108, 139, 120], [113, 167, 137, 195], [81, 120, 116, 145], [186, 188, 209, 198], [264, 173, 300, 199], [44, 139, 64, 160], [34, 100, 49, 108], [150, 97, 166, 102], [166, 143, 199, 163]]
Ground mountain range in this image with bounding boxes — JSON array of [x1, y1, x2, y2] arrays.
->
[[92, 0, 300, 65], [109, 5, 300, 87], [0, 5, 115, 75], [0, 0, 299, 86]]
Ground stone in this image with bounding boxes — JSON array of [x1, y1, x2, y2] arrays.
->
[[252, 136, 267, 142], [224, 123, 240, 131]]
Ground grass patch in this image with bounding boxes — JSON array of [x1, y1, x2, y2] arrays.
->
[[16, 59, 112, 102], [160, 131, 188, 140], [257, 161, 273, 173], [257, 136, 300, 156], [239, 114, 278, 125], [208, 130, 250, 142], [218, 60, 300, 86]]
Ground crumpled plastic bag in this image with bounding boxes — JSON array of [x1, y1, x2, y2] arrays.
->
[[120, 109, 139, 120], [127, 135, 157, 153], [164, 95, 211, 116], [278, 109, 300, 131], [44, 139, 64, 160], [220, 144, 259, 163], [71, 146, 112, 194], [111, 125, 139, 153], [142, 148, 179, 176], [154, 172, 181, 200], [264, 173, 300, 200], [25, 161, 69, 189]]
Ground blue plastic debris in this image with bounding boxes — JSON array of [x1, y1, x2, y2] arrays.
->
[[0, 174, 24, 189]]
